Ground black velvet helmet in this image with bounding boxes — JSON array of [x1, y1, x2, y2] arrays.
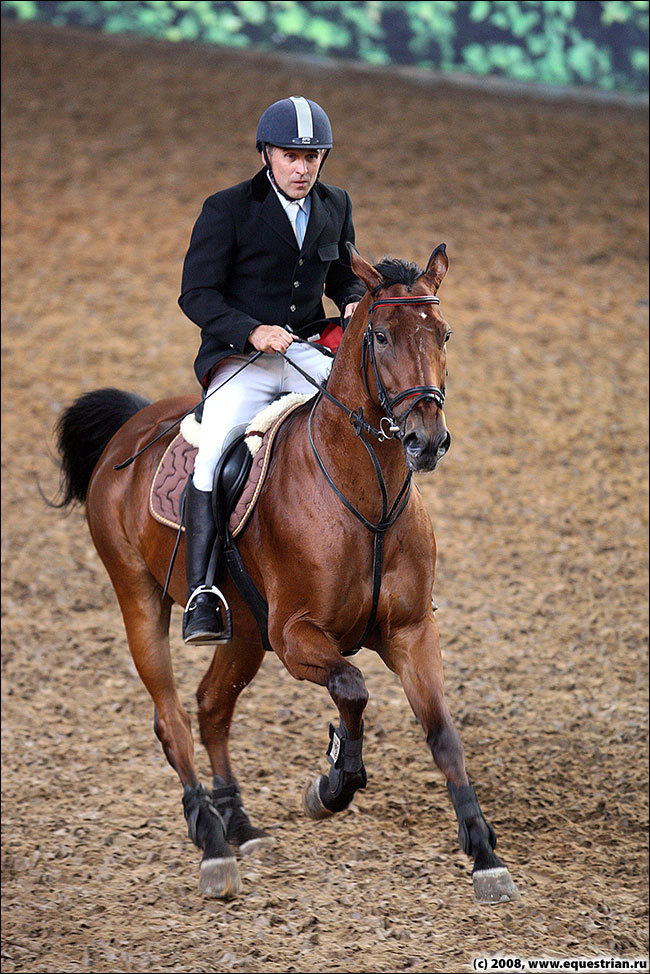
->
[[256, 96, 333, 151]]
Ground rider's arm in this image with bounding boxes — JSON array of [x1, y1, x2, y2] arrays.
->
[[178, 194, 263, 353]]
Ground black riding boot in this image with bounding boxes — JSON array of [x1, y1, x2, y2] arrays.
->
[[182, 478, 232, 645]]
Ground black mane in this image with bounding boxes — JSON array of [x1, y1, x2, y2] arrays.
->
[[373, 257, 424, 292]]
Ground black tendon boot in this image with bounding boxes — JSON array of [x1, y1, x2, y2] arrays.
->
[[182, 478, 232, 645]]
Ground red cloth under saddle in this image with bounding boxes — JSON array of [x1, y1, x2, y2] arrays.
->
[[149, 399, 306, 535], [315, 322, 342, 353]]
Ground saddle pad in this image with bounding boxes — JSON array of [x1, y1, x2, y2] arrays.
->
[[149, 399, 307, 535], [149, 434, 197, 531]]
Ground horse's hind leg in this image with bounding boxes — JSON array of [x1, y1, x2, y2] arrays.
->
[[92, 534, 241, 898], [195, 633, 274, 856], [273, 620, 369, 820], [381, 617, 520, 904]]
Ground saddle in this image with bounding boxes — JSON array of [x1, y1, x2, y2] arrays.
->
[[149, 394, 311, 537], [150, 394, 312, 651]]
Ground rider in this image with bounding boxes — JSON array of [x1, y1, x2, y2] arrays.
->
[[178, 96, 364, 645]]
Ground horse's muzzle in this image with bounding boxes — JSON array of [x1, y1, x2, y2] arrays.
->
[[402, 427, 451, 472]]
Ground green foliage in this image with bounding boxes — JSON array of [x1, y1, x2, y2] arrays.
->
[[1, 0, 648, 93]]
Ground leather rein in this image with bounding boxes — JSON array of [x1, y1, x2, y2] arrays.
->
[[296, 291, 445, 654]]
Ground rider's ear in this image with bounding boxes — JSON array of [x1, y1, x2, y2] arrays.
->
[[347, 243, 384, 293], [422, 244, 448, 293]]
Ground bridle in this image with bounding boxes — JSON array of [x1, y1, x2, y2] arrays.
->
[[361, 293, 446, 441]]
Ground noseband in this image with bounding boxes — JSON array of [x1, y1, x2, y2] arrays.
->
[[361, 294, 446, 440]]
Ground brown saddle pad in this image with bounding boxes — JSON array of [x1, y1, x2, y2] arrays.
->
[[149, 399, 306, 536]]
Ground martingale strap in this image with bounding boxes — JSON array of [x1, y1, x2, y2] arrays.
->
[[308, 395, 412, 654], [229, 291, 446, 656]]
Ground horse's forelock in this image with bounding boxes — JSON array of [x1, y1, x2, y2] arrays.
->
[[373, 257, 425, 292]]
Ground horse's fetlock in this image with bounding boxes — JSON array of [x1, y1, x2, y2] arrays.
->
[[446, 779, 497, 858], [182, 784, 228, 858], [321, 718, 367, 810]]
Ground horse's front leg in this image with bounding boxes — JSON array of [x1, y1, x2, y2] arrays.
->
[[274, 619, 369, 819], [380, 616, 520, 903]]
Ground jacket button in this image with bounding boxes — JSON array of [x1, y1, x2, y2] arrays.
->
[[298, 258, 304, 266], [293, 281, 300, 288], [290, 304, 296, 312]]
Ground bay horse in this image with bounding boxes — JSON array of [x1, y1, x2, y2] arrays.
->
[[55, 244, 519, 903]]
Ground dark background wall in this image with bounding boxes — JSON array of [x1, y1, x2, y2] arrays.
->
[[2, 0, 648, 93]]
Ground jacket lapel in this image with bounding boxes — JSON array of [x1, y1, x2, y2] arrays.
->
[[254, 170, 299, 251], [301, 185, 332, 255]]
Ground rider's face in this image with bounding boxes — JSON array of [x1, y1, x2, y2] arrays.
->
[[268, 147, 323, 199]]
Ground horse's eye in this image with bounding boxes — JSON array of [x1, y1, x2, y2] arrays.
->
[[445, 331, 452, 343], [374, 331, 388, 345]]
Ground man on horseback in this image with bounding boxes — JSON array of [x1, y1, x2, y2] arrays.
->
[[178, 96, 364, 645]]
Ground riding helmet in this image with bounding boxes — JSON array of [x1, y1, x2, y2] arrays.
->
[[256, 96, 333, 151]]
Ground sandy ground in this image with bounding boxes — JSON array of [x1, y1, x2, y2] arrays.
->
[[1, 20, 648, 974]]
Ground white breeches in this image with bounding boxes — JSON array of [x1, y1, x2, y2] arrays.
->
[[192, 343, 332, 492]]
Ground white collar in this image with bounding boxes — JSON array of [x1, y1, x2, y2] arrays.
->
[[267, 172, 309, 212]]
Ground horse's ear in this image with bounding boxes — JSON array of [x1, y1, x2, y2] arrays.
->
[[422, 243, 448, 293], [347, 242, 384, 293]]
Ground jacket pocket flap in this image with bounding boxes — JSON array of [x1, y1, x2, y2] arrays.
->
[[318, 243, 340, 262]]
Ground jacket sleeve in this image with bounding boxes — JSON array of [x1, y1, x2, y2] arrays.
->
[[178, 195, 262, 353], [323, 191, 366, 312]]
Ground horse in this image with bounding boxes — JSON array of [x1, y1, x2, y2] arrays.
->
[[54, 244, 519, 903]]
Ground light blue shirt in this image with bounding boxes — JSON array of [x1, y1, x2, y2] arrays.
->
[[269, 176, 311, 247]]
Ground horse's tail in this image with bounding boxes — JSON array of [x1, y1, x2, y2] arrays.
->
[[54, 388, 150, 508]]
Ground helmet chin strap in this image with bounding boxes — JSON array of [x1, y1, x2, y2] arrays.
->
[[262, 144, 330, 201]]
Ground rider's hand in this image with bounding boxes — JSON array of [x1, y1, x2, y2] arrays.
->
[[342, 302, 359, 327], [248, 325, 295, 354]]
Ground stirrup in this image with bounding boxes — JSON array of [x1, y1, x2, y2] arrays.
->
[[184, 585, 233, 643]]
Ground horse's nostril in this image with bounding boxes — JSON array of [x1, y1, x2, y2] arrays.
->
[[434, 431, 451, 456], [404, 432, 424, 456]]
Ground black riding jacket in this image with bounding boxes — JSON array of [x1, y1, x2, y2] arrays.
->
[[179, 168, 365, 386]]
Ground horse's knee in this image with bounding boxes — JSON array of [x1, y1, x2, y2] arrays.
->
[[327, 664, 369, 711]]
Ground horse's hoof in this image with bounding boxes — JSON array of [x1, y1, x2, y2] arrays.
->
[[303, 775, 335, 820], [237, 835, 275, 857], [199, 856, 242, 899], [473, 866, 521, 904]]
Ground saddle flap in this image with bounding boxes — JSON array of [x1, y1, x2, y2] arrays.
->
[[213, 435, 253, 537]]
